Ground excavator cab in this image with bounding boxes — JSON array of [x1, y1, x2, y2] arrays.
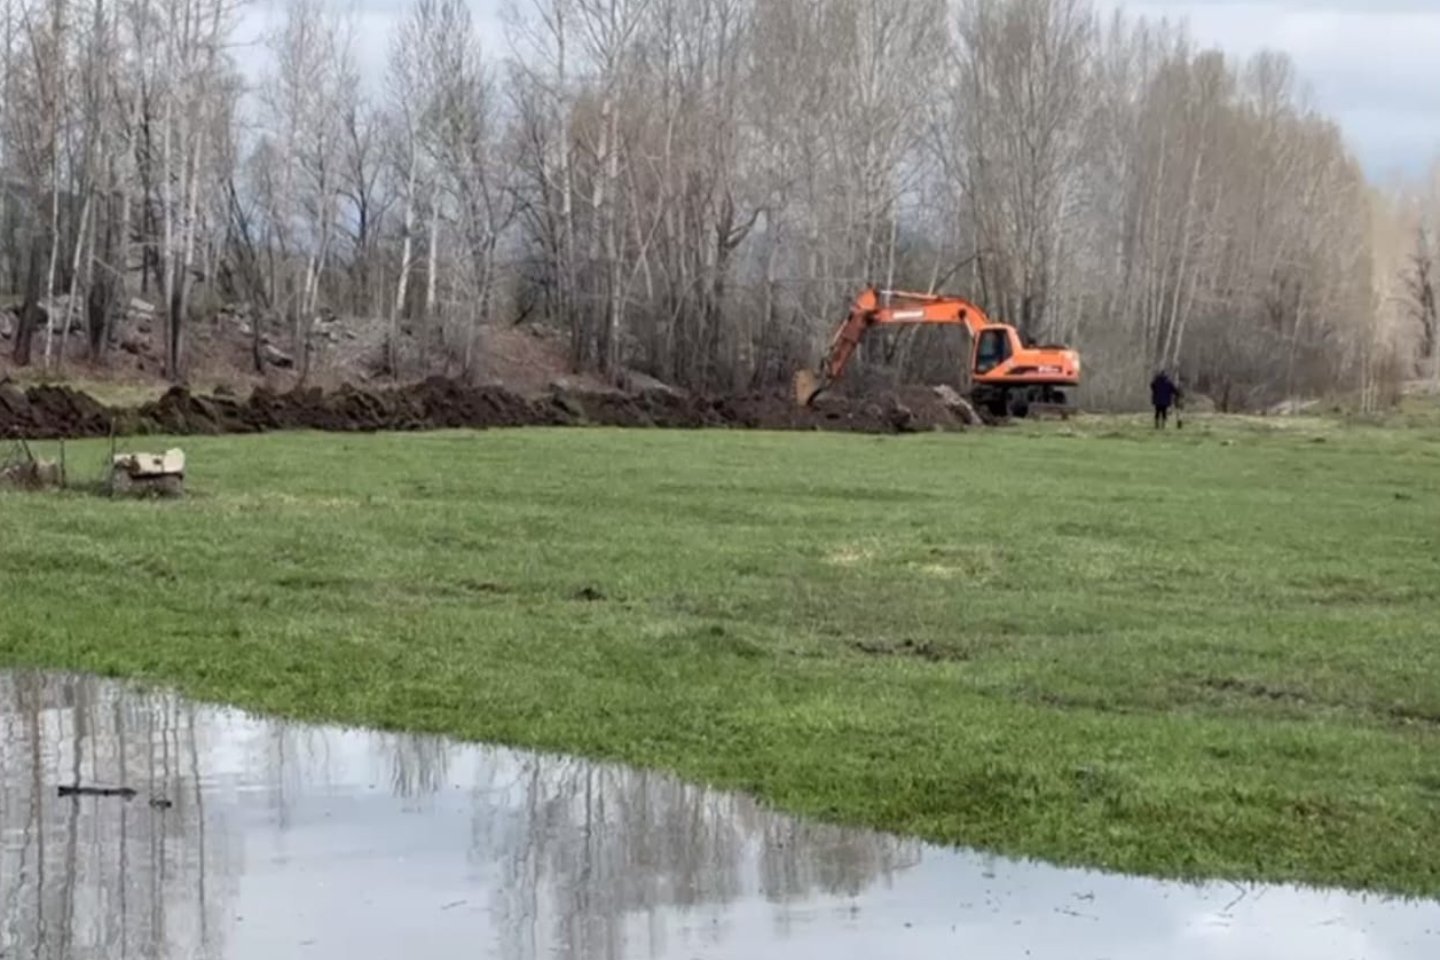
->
[[973, 328, 1012, 375]]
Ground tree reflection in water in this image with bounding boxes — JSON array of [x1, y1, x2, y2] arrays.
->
[[0, 672, 916, 960], [0, 672, 234, 960]]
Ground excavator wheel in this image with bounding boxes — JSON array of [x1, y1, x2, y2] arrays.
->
[[972, 386, 1010, 419], [1029, 386, 1077, 420]]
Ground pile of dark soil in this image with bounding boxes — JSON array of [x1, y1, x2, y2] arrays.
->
[[0, 376, 977, 441], [0, 381, 113, 438]]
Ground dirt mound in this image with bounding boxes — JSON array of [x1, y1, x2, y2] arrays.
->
[[1, 376, 976, 441], [1, 380, 115, 439], [538, 384, 964, 433]]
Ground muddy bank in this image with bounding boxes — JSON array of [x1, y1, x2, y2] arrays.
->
[[0, 377, 978, 441]]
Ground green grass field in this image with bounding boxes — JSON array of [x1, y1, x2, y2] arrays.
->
[[4, 411, 1440, 897]]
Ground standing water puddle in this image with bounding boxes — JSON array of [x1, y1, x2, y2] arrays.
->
[[0, 672, 1435, 959]]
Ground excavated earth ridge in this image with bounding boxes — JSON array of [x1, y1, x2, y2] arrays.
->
[[0, 377, 981, 441]]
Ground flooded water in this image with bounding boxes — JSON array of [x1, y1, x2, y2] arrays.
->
[[0, 672, 1435, 960]]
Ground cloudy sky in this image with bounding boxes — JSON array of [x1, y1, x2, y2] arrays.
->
[[1108, 0, 1440, 180], [239, 0, 1438, 182]]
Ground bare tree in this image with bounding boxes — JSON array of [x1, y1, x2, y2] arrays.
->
[[506, 0, 584, 370], [1400, 167, 1440, 383]]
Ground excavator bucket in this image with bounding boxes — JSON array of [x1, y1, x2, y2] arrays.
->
[[793, 369, 824, 407]]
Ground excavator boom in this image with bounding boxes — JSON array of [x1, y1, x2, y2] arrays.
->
[[795, 286, 1082, 419]]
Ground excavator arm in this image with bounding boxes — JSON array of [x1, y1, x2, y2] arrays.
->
[[796, 287, 994, 405]]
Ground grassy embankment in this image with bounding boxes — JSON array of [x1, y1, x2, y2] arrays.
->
[[3, 407, 1440, 897]]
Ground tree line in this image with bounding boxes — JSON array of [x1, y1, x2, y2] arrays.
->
[[0, 0, 1432, 409]]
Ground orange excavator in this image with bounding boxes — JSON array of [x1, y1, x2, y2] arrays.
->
[[793, 286, 1082, 418]]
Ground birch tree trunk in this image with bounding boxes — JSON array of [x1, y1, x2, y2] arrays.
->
[[390, 149, 418, 379]]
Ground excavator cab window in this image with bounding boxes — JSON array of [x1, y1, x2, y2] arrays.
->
[[975, 328, 1011, 374]]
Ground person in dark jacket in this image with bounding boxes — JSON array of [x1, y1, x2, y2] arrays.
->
[[1150, 370, 1176, 429]]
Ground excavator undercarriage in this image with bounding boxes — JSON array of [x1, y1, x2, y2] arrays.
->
[[970, 383, 1077, 420]]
